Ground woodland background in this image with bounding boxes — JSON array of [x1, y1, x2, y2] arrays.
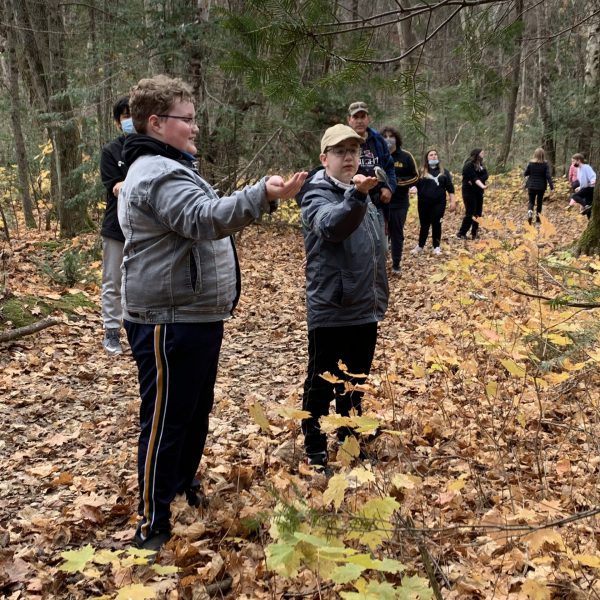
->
[[2, 1, 600, 599]]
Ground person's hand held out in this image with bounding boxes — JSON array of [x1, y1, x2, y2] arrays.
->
[[266, 172, 308, 201], [352, 174, 378, 195]]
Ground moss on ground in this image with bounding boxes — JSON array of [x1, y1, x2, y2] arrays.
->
[[0, 293, 96, 329]]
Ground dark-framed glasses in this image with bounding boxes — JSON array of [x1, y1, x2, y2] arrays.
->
[[156, 114, 196, 126], [326, 146, 360, 158]]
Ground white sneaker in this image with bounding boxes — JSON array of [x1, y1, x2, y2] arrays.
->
[[410, 245, 423, 255], [432, 247, 442, 255]]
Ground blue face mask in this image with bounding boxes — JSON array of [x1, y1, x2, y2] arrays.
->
[[121, 117, 135, 134], [428, 159, 439, 167], [384, 138, 395, 150]]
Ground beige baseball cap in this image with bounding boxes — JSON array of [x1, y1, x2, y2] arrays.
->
[[320, 124, 364, 153], [348, 101, 369, 116]]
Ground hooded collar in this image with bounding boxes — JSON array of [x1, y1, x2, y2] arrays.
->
[[122, 134, 197, 169]]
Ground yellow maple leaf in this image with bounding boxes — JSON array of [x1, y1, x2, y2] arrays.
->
[[501, 358, 526, 378], [248, 401, 271, 433], [319, 371, 342, 384], [323, 473, 348, 511], [524, 529, 565, 554], [115, 583, 157, 600], [574, 553, 600, 569], [520, 578, 551, 600]]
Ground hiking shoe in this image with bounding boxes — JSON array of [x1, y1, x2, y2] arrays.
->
[[432, 247, 442, 255], [185, 488, 209, 508], [102, 328, 122, 355], [456, 233, 467, 240], [581, 204, 592, 215], [527, 209, 533, 224], [410, 245, 423, 255], [391, 266, 401, 274], [133, 526, 171, 552]]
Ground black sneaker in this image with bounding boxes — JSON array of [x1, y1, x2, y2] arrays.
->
[[456, 233, 467, 240], [185, 488, 209, 508], [133, 526, 171, 552], [581, 204, 592, 215], [305, 452, 333, 477]]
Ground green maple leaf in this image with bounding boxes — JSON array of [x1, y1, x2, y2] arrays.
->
[[58, 544, 95, 573], [331, 562, 364, 584], [397, 574, 433, 599], [151, 564, 180, 575]]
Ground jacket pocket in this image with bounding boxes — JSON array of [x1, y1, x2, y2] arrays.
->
[[340, 270, 359, 307], [189, 248, 203, 294]]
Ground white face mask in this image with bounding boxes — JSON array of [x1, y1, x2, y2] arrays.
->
[[121, 117, 136, 134]]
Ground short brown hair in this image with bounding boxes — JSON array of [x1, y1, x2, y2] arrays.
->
[[572, 153, 586, 163], [130, 74, 194, 134]]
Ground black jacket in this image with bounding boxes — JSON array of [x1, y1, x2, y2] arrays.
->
[[100, 135, 128, 241], [462, 161, 488, 201], [416, 167, 454, 203], [389, 148, 418, 209], [297, 169, 388, 331], [524, 161, 554, 192]]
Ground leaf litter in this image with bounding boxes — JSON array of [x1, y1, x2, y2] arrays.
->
[[1, 174, 600, 598]]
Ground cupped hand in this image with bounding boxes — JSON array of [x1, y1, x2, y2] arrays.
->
[[266, 172, 308, 201], [352, 174, 378, 195]]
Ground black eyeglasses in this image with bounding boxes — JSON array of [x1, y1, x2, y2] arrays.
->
[[155, 115, 196, 126]]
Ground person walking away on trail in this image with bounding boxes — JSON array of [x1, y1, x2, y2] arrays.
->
[[119, 74, 307, 552], [457, 148, 488, 240], [100, 97, 135, 355], [523, 147, 554, 225], [347, 101, 397, 230], [296, 124, 389, 471], [410, 148, 456, 257], [570, 153, 596, 218], [380, 126, 418, 274]]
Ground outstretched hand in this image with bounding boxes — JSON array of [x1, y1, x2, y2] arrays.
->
[[352, 174, 378, 195], [266, 172, 308, 201]]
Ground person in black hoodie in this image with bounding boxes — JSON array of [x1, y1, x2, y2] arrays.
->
[[100, 97, 134, 355], [524, 147, 554, 224], [410, 148, 456, 256], [457, 148, 488, 240], [380, 126, 418, 273], [347, 102, 397, 224]]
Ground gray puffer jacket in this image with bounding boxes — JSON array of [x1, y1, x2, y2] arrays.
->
[[299, 170, 389, 331], [118, 135, 271, 324]]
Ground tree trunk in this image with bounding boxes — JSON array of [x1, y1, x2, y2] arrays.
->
[[578, 17, 600, 165], [496, 0, 523, 171], [577, 185, 600, 255], [11, 0, 86, 238], [537, 5, 556, 171], [1, 0, 36, 228]]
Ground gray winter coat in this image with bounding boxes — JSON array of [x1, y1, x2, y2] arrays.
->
[[299, 171, 389, 331], [118, 145, 270, 324]]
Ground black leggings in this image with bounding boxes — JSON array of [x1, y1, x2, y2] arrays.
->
[[528, 190, 544, 214], [417, 198, 446, 248]]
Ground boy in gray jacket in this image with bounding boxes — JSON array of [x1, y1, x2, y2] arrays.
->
[[297, 124, 389, 469], [119, 74, 306, 551]]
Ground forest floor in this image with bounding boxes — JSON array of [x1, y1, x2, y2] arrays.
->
[[2, 172, 600, 599]]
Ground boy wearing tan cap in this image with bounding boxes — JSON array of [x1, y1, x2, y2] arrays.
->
[[296, 124, 389, 470]]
